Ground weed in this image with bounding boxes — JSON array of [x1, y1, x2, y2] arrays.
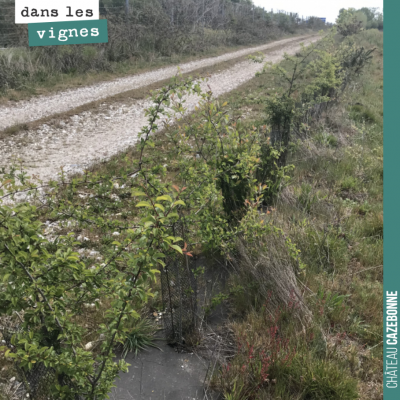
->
[[205, 293, 230, 316], [340, 176, 358, 192], [296, 184, 320, 213], [314, 131, 339, 147], [121, 318, 160, 359]]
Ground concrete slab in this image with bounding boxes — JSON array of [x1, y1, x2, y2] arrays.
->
[[111, 337, 208, 400]]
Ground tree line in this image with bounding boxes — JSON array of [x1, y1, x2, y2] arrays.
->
[[1, 0, 326, 49]]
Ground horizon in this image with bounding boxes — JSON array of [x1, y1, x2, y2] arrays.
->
[[252, 0, 383, 23]]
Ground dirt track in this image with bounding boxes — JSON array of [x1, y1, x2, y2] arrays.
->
[[0, 35, 319, 182]]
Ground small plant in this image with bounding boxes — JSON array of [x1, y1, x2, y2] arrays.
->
[[121, 318, 161, 359], [355, 200, 371, 215], [340, 176, 358, 191], [205, 292, 230, 316], [223, 379, 248, 400], [315, 131, 339, 147], [297, 183, 321, 214], [317, 288, 351, 314], [256, 142, 294, 205]]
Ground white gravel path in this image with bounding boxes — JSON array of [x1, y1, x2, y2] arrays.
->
[[0, 36, 319, 183], [0, 36, 313, 131]]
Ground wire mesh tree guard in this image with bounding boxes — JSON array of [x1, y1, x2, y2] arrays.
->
[[160, 224, 199, 347], [160, 253, 199, 346]]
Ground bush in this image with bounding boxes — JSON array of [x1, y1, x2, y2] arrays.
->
[[336, 9, 363, 37]]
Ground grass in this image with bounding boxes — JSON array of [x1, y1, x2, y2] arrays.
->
[[121, 318, 161, 358]]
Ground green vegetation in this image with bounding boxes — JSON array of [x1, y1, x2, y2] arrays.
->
[[336, 7, 383, 37], [210, 27, 383, 400], [121, 318, 160, 358], [0, 16, 383, 400]]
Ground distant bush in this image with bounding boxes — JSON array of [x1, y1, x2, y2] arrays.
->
[[336, 9, 364, 37], [336, 7, 383, 37]]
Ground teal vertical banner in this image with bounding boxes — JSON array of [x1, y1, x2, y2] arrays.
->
[[29, 19, 108, 47], [384, 1, 400, 398]]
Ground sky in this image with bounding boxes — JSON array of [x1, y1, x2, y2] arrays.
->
[[252, 0, 384, 23]]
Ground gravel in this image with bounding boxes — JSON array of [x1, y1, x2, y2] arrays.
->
[[0, 36, 319, 184], [0, 35, 313, 131]]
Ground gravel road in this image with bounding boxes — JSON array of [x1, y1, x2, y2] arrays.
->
[[0, 36, 312, 131], [0, 35, 319, 183]]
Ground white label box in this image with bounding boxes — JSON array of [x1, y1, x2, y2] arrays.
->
[[15, 0, 99, 24]]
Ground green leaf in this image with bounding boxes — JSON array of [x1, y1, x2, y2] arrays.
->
[[130, 310, 140, 319], [153, 252, 165, 259], [173, 200, 186, 207], [156, 195, 173, 202], [141, 215, 156, 223], [168, 244, 183, 254], [132, 191, 147, 197], [154, 204, 165, 212], [167, 212, 179, 219], [136, 201, 152, 208]]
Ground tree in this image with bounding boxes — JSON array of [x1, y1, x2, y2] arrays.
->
[[336, 8, 363, 37], [336, 7, 383, 33]]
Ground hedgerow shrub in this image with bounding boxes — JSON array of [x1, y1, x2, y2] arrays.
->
[[0, 74, 299, 398]]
